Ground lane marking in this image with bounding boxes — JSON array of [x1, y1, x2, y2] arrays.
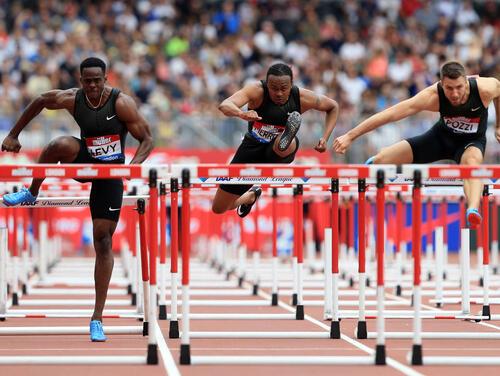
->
[[255, 288, 424, 376], [154, 320, 180, 376]]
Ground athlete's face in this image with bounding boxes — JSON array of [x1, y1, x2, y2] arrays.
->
[[80, 67, 106, 99], [267, 75, 292, 106], [441, 76, 468, 106]]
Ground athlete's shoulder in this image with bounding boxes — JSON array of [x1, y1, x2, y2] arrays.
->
[[476, 76, 500, 97]]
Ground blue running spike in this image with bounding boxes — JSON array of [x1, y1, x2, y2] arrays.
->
[[90, 320, 107, 342], [2, 187, 36, 206], [365, 156, 376, 165]]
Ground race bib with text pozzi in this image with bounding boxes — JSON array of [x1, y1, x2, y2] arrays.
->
[[443, 116, 480, 134]]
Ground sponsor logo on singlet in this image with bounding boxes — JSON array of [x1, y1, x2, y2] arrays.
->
[[251, 121, 285, 143], [85, 134, 124, 161], [443, 116, 480, 134]]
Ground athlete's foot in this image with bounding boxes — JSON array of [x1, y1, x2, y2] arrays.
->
[[2, 187, 37, 206], [278, 111, 301, 152], [237, 186, 262, 218], [466, 208, 482, 229], [90, 320, 107, 342]]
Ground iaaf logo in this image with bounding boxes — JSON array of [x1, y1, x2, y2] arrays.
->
[[92, 136, 112, 146], [216, 177, 232, 182]]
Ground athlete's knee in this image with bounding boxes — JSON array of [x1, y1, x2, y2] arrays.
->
[[46, 136, 78, 157], [461, 155, 482, 165], [211, 203, 227, 215], [93, 228, 113, 254]]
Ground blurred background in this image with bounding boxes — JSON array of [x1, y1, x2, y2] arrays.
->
[[0, 0, 498, 163]]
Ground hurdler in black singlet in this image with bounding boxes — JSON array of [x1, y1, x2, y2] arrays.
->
[[247, 80, 301, 143], [220, 80, 302, 196], [73, 88, 128, 163], [406, 77, 488, 164], [72, 88, 127, 222], [437, 78, 488, 138]]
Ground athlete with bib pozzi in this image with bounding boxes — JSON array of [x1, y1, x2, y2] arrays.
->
[[333, 61, 500, 228], [1, 57, 154, 342]]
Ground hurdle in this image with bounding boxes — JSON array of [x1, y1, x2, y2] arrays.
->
[[0, 163, 167, 365], [402, 165, 500, 366], [173, 163, 399, 366]]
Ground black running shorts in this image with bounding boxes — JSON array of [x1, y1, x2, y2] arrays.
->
[[71, 137, 124, 222], [406, 123, 486, 164], [220, 134, 300, 196]]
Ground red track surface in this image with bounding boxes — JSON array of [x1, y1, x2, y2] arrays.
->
[[1, 258, 500, 376]]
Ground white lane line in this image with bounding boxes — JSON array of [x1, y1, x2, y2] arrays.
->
[[154, 320, 180, 376], [255, 289, 423, 376], [386, 292, 500, 332]]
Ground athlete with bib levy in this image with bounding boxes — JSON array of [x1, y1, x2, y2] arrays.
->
[[213, 63, 339, 217], [333, 61, 500, 228], [1, 57, 154, 341]]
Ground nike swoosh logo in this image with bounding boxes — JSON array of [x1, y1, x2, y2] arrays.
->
[[108, 207, 120, 211], [471, 107, 481, 111], [106, 115, 116, 120]]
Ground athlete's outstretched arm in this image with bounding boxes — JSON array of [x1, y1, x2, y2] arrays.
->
[[2, 89, 76, 153], [483, 78, 500, 143], [300, 89, 339, 152], [115, 94, 154, 164], [218, 81, 263, 121], [333, 85, 439, 154]]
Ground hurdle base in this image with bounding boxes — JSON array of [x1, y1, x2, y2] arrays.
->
[[295, 305, 304, 320], [292, 293, 298, 306], [366, 277, 371, 287], [12, 293, 19, 306], [493, 266, 498, 275], [252, 284, 259, 296], [271, 293, 278, 306], [479, 277, 484, 287], [180, 344, 191, 365], [159, 305, 167, 320], [127, 284, 132, 295], [375, 345, 386, 365], [411, 344, 423, 365], [482, 305, 491, 320], [436, 302, 442, 308], [238, 276, 244, 288], [330, 320, 340, 339], [22, 284, 28, 295], [143, 321, 149, 336], [395, 285, 402, 296], [357, 321, 367, 339], [131, 293, 137, 306], [349, 277, 354, 288], [147, 344, 159, 365], [169, 320, 180, 338]]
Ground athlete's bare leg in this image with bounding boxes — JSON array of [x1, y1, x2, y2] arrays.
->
[[460, 146, 483, 211], [91, 218, 117, 322], [370, 140, 414, 164], [29, 136, 80, 196], [212, 188, 259, 214]]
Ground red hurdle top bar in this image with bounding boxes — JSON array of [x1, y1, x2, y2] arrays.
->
[[0, 164, 169, 179], [403, 165, 500, 179], [178, 164, 396, 179]]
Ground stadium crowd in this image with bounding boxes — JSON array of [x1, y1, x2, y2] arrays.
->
[[0, 0, 498, 162]]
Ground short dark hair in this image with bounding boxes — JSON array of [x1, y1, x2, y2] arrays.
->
[[440, 61, 466, 80], [266, 63, 293, 81], [80, 57, 106, 75]]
